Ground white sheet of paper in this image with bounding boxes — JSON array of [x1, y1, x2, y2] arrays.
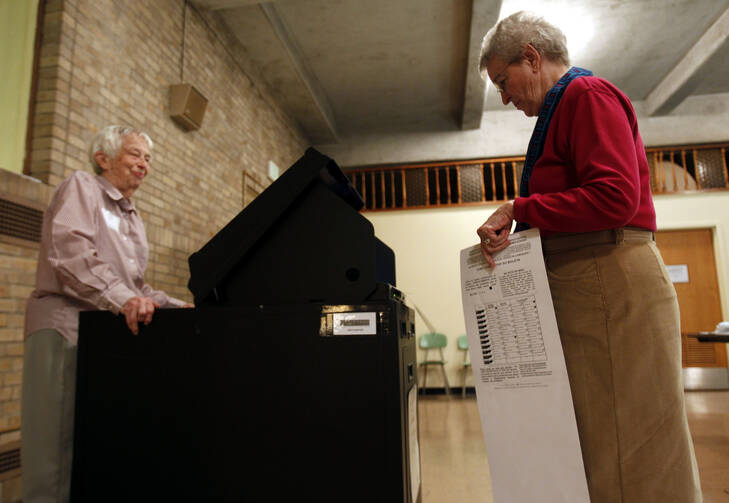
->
[[665, 264, 689, 283], [460, 228, 590, 503]]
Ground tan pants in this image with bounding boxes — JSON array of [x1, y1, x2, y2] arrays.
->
[[21, 329, 77, 503], [544, 228, 702, 502]]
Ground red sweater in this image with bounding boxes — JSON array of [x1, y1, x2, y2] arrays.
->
[[513, 76, 656, 238]]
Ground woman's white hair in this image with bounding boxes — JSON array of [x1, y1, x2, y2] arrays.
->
[[88, 125, 153, 174], [479, 11, 570, 77]]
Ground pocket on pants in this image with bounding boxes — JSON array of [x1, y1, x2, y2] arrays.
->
[[545, 247, 600, 282], [546, 247, 608, 349]]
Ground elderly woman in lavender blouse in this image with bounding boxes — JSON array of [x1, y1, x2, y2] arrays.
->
[[22, 125, 191, 503]]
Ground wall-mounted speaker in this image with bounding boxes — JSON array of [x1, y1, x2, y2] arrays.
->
[[169, 84, 208, 131]]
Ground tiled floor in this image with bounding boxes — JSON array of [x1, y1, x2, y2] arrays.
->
[[686, 391, 729, 503], [418, 390, 729, 503]]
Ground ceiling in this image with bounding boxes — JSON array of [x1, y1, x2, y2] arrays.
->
[[191, 0, 729, 145]]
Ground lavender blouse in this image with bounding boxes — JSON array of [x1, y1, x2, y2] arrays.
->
[[25, 171, 185, 344]]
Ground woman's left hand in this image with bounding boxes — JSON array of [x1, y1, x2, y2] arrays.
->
[[477, 201, 515, 268]]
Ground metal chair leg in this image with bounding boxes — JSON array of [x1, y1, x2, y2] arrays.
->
[[421, 363, 429, 394], [439, 348, 450, 395], [461, 367, 467, 398], [441, 364, 451, 395]]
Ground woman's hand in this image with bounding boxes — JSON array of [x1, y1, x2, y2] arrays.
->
[[476, 201, 515, 268], [121, 296, 160, 335]]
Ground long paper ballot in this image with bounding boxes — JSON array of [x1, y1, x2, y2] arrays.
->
[[460, 228, 590, 503]]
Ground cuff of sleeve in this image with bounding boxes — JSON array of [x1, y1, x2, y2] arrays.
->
[[103, 284, 138, 314], [164, 297, 188, 308], [146, 291, 188, 309], [513, 197, 527, 223]]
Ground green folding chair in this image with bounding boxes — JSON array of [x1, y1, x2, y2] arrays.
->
[[457, 334, 471, 398], [418, 332, 450, 395]]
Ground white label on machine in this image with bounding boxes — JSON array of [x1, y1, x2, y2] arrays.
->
[[333, 312, 377, 335]]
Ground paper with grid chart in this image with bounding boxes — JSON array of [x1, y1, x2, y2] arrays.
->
[[460, 228, 590, 503]]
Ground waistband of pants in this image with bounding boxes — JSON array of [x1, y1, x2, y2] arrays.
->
[[541, 227, 654, 254]]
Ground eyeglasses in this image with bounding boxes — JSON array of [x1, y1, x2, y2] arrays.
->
[[491, 59, 518, 94], [492, 68, 509, 94]]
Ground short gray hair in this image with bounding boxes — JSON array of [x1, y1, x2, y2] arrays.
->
[[479, 11, 570, 76], [89, 125, 153, 174]]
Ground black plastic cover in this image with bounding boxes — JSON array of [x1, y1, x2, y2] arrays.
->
[[187, 147, 395, 306]]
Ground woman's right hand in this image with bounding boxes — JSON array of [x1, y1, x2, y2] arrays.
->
[[121, 296, 160, 335], [476, 201, 514, 268]]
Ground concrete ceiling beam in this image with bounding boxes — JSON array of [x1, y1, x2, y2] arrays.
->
[[260, 2, 339, 142], [644, 5, 729, 116], [191, 0, 263, 10], [461, 0, 502, 130]]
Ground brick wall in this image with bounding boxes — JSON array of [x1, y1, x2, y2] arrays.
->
[[5, 0, 308, 455], [0, 171, 54, 451], [27, 0, 309, 298]]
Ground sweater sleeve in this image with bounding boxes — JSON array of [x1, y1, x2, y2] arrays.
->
[[513, 87, 642, 233]]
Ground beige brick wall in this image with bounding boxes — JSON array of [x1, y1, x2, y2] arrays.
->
[[5, 0, 309, 450], [0, 171, 54, 448]]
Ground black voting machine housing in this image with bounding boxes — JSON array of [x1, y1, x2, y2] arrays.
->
[[187, 147, 396, 306], [71, 148, 422, 502]]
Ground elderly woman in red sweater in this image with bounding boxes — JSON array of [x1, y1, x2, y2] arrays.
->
[[477, 11, 702, 503]]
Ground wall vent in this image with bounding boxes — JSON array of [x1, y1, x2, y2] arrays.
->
[[0, 197, 43, 242], [0, 441, 21, 481]]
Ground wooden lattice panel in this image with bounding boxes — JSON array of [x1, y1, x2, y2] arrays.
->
[[344, 143, 727, 212], [694, 149, 727, 189], [460, 165, 482, 203], [405, 169, 426, 207]]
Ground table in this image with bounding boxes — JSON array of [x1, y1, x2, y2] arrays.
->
[[687, 332, 729, 343]]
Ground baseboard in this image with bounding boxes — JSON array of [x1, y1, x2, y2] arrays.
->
[[683, 367, 729, 390], [419, 386, 476, 396]]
